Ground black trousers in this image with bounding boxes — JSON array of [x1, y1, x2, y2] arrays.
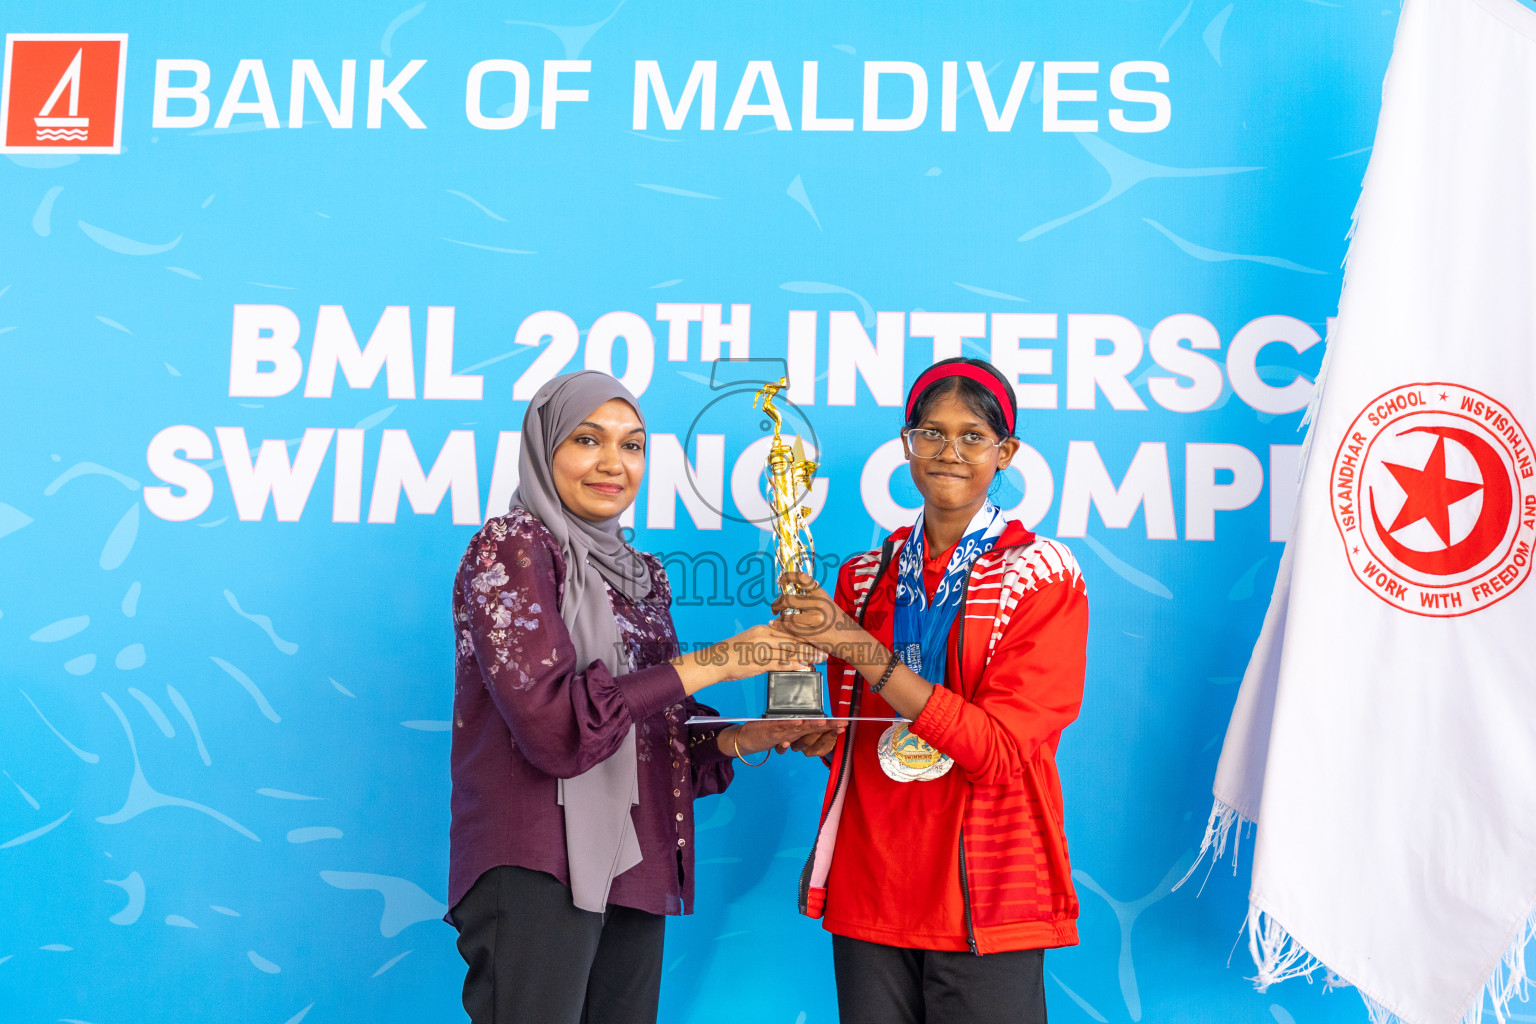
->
[[832, 934, 1048, 1024], [450, 865, 665, 1024]]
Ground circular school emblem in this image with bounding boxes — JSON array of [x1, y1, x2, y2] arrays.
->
[[1331, 383, 1535, 617]]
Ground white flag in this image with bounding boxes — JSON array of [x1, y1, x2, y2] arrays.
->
[[1195, 0, 1536, 1022]]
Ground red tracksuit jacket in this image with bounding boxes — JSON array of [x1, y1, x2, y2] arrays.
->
[[798, 520, 1089, 953]]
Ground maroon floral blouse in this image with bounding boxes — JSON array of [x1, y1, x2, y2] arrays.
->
[[448, 507, 734, 917]]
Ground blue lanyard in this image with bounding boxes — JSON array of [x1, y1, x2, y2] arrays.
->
[[891, 502, 1005, 689]]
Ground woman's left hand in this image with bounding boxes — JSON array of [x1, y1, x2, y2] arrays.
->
[[771, 571, 869, 657], [730, 718, 843, 756]]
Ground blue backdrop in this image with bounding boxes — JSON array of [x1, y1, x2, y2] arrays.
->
[[0, 2, 1420, 1022]]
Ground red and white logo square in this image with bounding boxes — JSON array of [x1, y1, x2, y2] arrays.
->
[[1, 34, 128, 154]]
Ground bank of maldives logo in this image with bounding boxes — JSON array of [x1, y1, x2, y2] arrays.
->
[[1, 34, 128, 153], [1332, 382, 1535, 617]]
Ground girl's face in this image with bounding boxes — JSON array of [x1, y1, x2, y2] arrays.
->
[[903, 392, 1019, 516], [551, 398, 646, 522]]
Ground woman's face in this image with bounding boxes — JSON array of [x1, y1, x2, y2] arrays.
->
[[903, 392, 1019, 515], [551, 398, 646, 522]]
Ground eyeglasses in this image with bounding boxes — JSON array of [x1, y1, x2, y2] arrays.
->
[[903, 427, 1005, 464]]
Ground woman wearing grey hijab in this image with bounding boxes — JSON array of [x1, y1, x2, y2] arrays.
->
[[448, 370, 828, 1024]]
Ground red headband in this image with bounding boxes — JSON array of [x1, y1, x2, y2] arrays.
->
[[905, 364, 1016, 434]]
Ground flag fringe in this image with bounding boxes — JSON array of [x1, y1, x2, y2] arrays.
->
[[1245, 905, 1536, 1024], [1174, 798, 1247, 893], [1247, 905, 1326, 990], [1183, 801, 1536, 1024]]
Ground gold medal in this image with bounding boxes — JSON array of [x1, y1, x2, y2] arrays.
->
[[877, 722, 955, 783]]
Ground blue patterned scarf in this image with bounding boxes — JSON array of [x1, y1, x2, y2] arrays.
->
[[892, 501, 1006, 688]]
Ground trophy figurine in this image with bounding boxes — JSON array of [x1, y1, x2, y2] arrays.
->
[[752, 376, 828, 718]]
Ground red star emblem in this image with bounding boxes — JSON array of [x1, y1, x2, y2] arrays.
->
[[1381, 436, 1483, 546]]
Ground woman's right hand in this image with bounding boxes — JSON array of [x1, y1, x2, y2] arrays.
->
[[790, 728, 841, 758], [672, 622, 826, 695]]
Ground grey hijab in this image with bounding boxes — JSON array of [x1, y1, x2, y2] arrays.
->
[[512, 370, 654, 913]]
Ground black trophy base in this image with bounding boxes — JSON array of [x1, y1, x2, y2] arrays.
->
[[763, 670, 827, 718]]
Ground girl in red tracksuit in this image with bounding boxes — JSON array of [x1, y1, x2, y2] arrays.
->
[[775, 357, 1089, 1024]]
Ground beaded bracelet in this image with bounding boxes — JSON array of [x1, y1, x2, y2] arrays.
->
[[870, 649, 901, 694]]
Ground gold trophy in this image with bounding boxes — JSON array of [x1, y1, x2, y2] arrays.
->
[[753, 376, 827, 718]]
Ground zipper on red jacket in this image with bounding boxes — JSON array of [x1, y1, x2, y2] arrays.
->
[[958, 827, 978, 955], [797, 544, 894, 915], [954, 572, 980, 955], [798, 663, 861, 914]]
